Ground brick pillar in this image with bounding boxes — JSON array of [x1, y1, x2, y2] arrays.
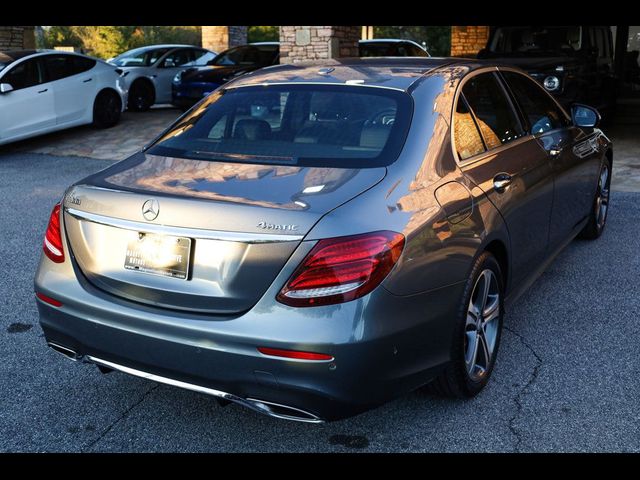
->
[[279, 26, 361, 64], [0, 26, 35, 50], [201, 26, 247, 53], [450, 26, 490, 57]]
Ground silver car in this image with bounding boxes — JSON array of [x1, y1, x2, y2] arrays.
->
[[109, 44, 217, 111], [35, 58, 611, 423]]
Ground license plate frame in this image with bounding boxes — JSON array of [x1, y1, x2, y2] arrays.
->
[[124, 232, 192, 280]]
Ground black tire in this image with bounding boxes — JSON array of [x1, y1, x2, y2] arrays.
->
[[92, 90, 121, 129], [128, 80, 154, 112], [579, 159, 612, 240], [428, 251, 504, 398]]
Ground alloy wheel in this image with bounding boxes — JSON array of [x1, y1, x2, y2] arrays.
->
[[464, 269, 500, 382]]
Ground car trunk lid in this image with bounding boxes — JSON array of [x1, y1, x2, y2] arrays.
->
[[63, 152, 386, 314]]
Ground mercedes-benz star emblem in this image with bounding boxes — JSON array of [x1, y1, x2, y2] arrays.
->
[[142, 199, 160, 221]]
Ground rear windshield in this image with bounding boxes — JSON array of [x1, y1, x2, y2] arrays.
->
[[147, 84, 413, 168]]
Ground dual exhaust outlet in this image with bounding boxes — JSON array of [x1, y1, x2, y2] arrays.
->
[[46, 342, 324, 424]]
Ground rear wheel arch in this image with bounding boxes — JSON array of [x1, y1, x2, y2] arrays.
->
[[483, 239, 509, 295]]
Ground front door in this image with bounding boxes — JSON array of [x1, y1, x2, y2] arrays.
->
[[500, 70, 601, 250], [454, 71, 555, 287], [0, 57, 55, 141]]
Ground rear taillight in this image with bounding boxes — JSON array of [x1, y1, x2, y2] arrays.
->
[[277, 231, 405, 307], [43, 203, 64, 263]]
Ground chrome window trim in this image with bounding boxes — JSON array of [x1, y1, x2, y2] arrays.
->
[[450, 66, 535, 167], [65, 207, 304, 243]]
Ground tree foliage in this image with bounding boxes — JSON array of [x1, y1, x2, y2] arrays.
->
[[247, 26, 279, 43], [40, 26, 202, 59]]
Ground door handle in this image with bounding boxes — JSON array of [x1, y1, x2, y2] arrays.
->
[[37, 88, 48, 94], [82, 78, 93, 83], [493, 173, 512, 193]]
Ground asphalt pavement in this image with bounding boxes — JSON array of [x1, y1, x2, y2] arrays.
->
[[0, 152, 638, 452]]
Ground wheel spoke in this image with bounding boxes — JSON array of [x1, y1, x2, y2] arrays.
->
[[477, 330, 491, 369], [465, 330, 479, 373]]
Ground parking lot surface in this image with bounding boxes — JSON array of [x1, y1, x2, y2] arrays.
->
[[1, 151, 639, 452]]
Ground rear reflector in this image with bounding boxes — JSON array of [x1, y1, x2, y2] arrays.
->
[[257, 347, 334, 361], [43, 203, 65, 263], [36, 292, 63, 307], [277, 230, 405, 307]]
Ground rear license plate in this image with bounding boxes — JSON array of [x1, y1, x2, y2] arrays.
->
[[124, 232, 191, 280]]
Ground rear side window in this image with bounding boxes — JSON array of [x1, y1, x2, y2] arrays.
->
[[42, 55, 94, 81], [2, 58, 42, 90], [502, 71, 569, 134], [461, 72, 524, 149], [70, 56, 96, 74], [454, 95, 486, 160], [149, 84, 412, 168]]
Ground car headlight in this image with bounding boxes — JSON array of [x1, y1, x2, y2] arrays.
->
[[543, 76, 560, 91]]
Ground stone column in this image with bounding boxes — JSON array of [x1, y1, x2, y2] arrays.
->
[[0, 26, 35, 50], [450, 26, 490, 57], [201, 26, 248, 53], [279, 26, 361, 64]]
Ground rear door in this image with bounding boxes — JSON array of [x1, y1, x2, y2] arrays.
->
[[43, 54, 97, 125], [454, 70, 554, 287], [500, 70, 600, 250], [0, 57, 55, 140]]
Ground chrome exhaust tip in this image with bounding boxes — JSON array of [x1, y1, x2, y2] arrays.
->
[[84, 355, 325, 423], [47, 342, 82, 362]]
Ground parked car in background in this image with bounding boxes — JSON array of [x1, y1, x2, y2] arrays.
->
[[171, 42, 279, 111], [0, 50, 126, 146], [359, 39, 429, 57], [478, 26, 617, 116], [172, 40, 429, 111], [35, 58, 612, 422], [108, 44, 216, 111]]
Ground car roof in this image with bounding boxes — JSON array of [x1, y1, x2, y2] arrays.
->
[[248, 42, 279, 46], [229, 57, 489, 92]]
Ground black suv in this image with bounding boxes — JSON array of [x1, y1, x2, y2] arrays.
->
[[478, 26, 617, 115]]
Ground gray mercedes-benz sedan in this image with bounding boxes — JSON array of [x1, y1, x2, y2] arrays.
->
[[34, 58, 612, 423]]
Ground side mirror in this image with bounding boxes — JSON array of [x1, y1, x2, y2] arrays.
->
[[571, 103, 601, 128], [0, 83, 14, 94]]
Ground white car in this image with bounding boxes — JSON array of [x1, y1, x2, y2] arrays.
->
[[0, 49, 127, 146], [108, 44, 216, 111]]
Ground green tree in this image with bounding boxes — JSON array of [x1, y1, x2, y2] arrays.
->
[[40, 26, 203, 59], [248, 26, 279, 43]]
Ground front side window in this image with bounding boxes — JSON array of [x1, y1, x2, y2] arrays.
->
[[162, 49, 195, 68], [502, 71, 569, 134], [148, 84, 412, 168], [2, 58, 42, 90], [111, 48, 171, 67], [461, 72, 524, 149]]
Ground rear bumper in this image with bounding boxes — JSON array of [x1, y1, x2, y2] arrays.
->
[[34, 253, 462, 422]]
